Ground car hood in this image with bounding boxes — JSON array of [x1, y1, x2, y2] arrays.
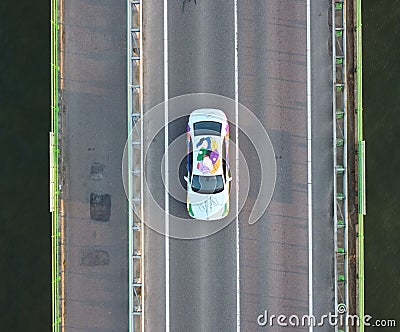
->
[[188, 190, 229, 221]]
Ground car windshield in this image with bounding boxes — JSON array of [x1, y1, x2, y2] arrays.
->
[[191, 175, 224, 194], [193, 121, 222, 136]]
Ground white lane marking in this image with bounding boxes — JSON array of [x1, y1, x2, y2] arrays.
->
[[164, 0, 170, 330], [306, 0, 313, 331], [331, 0, 339, 327], [234, 0, 240, 330], [139, 0, 145, 328]]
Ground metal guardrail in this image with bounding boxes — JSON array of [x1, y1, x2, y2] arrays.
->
[[356, 0, 365, 331], [333, 2, 365, 331], [50, 0, 61, 330], [333, 1, 350, 331], [127, 0, 144, 330]]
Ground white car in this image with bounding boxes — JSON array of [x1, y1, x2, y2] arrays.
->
[[184, 109, 231, 220]]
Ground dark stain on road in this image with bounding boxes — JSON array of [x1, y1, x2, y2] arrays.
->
[[90, 192, 111, 222], [80, 248, 110, 266], [182, 0, 197, 13]]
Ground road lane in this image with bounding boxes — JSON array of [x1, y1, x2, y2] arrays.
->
[[238, 0, 309, 330], [168, 2, 235, 98], [167, 1, 237, 331]]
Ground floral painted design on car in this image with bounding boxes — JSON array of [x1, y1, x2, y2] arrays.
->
[[195, 137, 220, 174]]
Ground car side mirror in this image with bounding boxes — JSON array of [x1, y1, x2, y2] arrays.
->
[[227, 176, 232, 182], [184, 175, 189, 183]]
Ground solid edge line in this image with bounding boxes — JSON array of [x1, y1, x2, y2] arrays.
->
[[140, 0, 145, 329], [234, 0, 240, 331], [127, 1, 133, 329], [306, 0, 313, 331], [164, 0, 170, 331]]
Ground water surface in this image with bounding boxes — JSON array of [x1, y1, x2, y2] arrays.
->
[[364, 0, 400, 328], [0, 1, 51, 330]]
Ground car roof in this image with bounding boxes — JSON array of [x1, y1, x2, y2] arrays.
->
[[192, 135, 223, 176]]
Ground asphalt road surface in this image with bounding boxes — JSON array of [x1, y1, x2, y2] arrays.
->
[[61, 0, 128, 330], [143, 0, 334, 331], [60, 0, 334, 330]]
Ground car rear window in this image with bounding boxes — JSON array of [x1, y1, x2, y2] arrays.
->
[[193, 121, 222, 136]]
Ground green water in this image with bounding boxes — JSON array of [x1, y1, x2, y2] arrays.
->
[[364, 0, 400, 328], [0, 1, 51, 330]]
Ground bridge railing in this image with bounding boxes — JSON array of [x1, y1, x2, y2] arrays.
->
[[332, 1, 365, 331], [50, 0, 61, 330], [332, 1, 350, 331], [128, 0, 144, 330]]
